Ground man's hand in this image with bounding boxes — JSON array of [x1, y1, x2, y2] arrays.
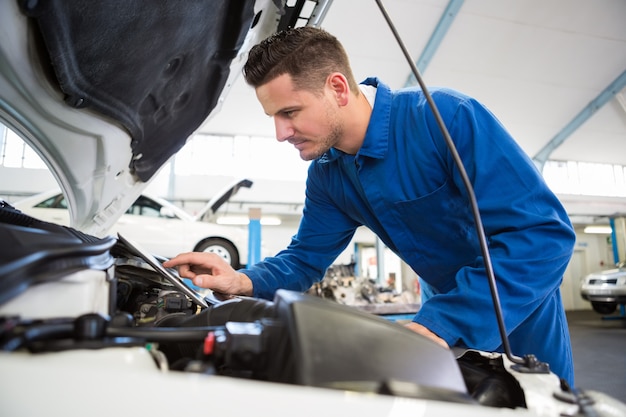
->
[[162, 252, 253, 296], [404, 322, 449, 349]]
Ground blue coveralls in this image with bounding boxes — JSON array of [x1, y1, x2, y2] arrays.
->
[[242, 77, 576, 385]]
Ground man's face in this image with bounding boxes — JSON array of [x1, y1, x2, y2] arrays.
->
[[255, 73, 343, 161]]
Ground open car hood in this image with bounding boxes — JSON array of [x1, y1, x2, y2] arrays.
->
[[0, 0, 282, 236], [194, 178, 254, 222]]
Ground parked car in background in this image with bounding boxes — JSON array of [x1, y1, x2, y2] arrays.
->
[[13, 178, 252, 267], [580, 261, 626, 314]]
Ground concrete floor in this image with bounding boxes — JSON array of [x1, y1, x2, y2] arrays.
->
[[566, 309, 626, 400]]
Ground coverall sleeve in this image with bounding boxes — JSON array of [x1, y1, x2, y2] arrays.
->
[[241, 164, 361, 300]]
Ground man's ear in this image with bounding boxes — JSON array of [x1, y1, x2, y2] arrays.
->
[[327, 72, 350, 106]]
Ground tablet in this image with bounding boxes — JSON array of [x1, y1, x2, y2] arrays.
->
[[117, 233, 209, 309]]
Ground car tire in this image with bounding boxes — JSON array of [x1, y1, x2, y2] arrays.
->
[[195, 238, 240, 269], [591, 301, 617, 315]]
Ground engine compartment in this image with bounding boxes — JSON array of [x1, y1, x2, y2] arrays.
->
[[0, 204, 599, 414], [0, 234, 534, 408]]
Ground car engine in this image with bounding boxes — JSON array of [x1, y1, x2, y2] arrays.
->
[[0, 201, 624, 417]]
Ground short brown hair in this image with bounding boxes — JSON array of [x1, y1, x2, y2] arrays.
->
[[243, 26, 358, 94]]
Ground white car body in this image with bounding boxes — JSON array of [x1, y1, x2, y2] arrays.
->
[[13, 180, 252, 265], [580, 262, 626, 315]]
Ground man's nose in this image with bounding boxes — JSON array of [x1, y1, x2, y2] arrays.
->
[[275, 118, 294, 142]]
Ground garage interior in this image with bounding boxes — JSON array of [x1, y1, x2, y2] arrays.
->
[[1, 0, 625, 404]]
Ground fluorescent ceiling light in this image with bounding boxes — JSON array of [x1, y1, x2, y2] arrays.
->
[[583, 225, 612, 234], [216, 216, 282, 226], [260, 217, 282, 226]]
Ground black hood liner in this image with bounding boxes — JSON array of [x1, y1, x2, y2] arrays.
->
[[20, 0, 256, 181]]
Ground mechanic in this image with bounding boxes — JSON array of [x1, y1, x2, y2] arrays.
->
[[163, 26, 577, 386]]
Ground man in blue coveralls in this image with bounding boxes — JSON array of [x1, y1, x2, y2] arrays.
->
[[164, 27, 576, 386]]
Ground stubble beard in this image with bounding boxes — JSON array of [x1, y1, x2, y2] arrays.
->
[[299, 101, 344, 161], [299, 124, 342, 161]]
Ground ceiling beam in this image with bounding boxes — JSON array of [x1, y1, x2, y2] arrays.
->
[[533, 69, 626, 170], [404, 0, 464, 87]]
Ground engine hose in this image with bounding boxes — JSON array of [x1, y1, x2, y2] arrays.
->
[[106, 325, 224, 342]]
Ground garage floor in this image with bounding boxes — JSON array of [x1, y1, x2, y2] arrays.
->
[[567, 309, 625, 400]]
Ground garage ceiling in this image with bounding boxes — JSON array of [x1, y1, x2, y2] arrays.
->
[[204, 0, 626, 168]]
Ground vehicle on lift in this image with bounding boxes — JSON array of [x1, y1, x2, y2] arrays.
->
[[580, 261, 626, 315], [0, 1, 624, 416], [13, 180, 252, 268]]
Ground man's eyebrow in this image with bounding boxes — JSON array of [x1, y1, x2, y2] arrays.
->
[[274, 106, 299, 116]]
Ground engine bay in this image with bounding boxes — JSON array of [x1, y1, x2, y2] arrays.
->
[[0, 203, 612, 415]]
